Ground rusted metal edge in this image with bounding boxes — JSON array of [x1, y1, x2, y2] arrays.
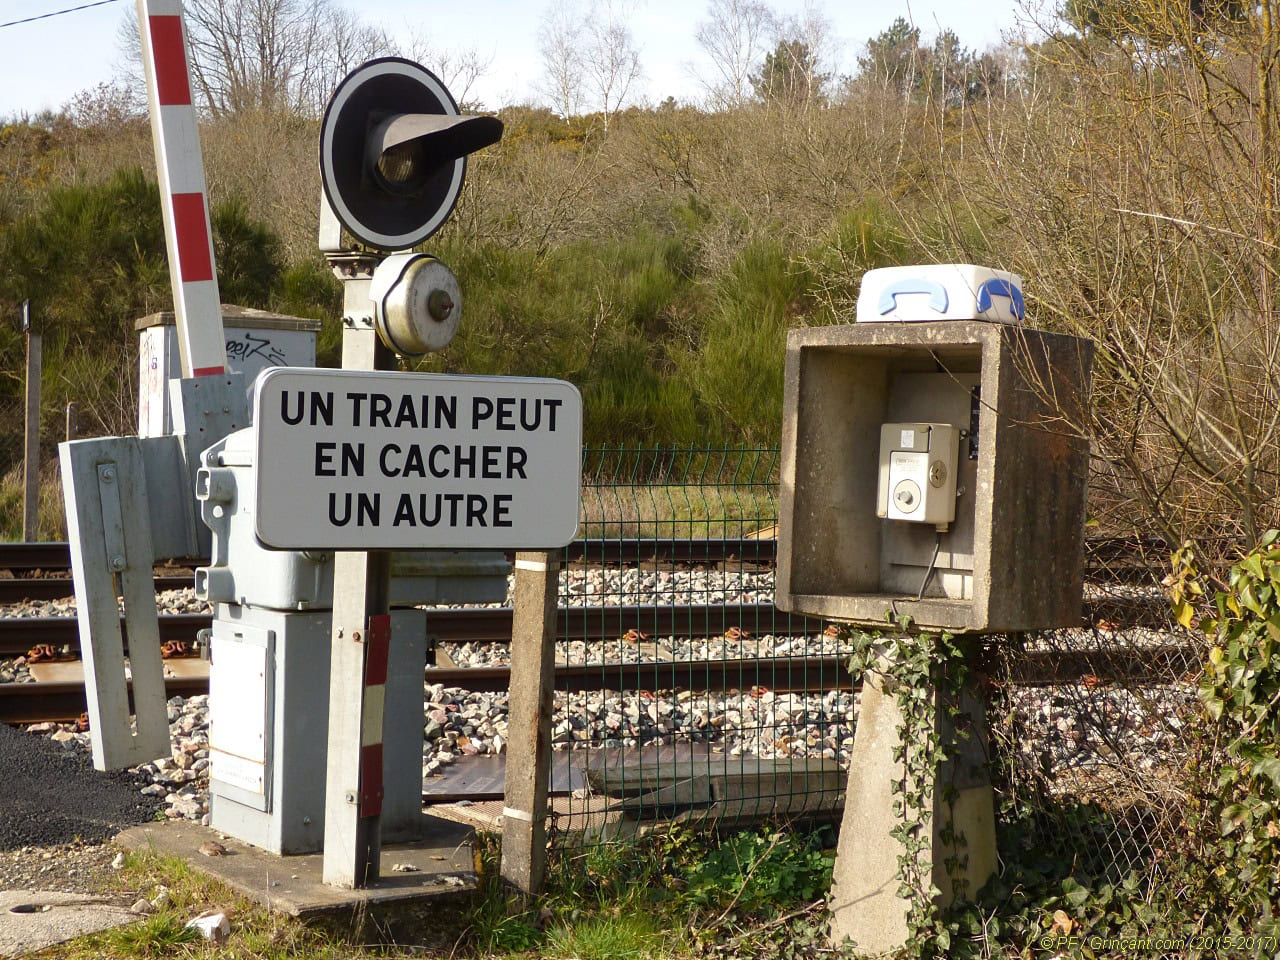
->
[[0, 675, 209, 725], [0, 576, 192, 604]]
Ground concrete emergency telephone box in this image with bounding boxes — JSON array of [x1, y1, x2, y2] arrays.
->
[[777, 265, 1094, 957], [777, 319, 1093, 633]]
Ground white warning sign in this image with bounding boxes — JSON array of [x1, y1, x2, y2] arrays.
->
[[252, 368, 582, 550]]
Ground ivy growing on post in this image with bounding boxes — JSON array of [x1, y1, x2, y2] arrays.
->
[[844, 614, 972, 959]]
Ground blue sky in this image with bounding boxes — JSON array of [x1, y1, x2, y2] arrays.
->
[[0, 0, 1036, 119]]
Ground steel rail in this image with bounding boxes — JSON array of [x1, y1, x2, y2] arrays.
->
[[0, 576, 193, 604], [0, 542, 75, 572], [0, 642, 1203, 724], [0, 539, 782, 572], [0, 675, 210, 725], [0, 612, 212, 656], [0, 604, 800, 657], [0, 536, 1181, 574]]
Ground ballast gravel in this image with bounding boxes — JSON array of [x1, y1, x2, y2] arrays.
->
[[0, 564, 1205, 868]]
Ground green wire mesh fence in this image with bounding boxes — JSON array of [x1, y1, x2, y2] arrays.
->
[[424, 446, 1203, 891], [552, 446, 846, 840]]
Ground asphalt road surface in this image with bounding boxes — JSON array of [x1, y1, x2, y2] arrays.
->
[[0, 723, 160, 851]]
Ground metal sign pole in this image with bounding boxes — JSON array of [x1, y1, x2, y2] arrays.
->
[[21, 301, 41, 541], [322, 260, 395, 888]]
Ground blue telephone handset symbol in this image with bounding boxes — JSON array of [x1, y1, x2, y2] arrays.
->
[[975, 278, 1025, 321], [878, 279, 949, 316]]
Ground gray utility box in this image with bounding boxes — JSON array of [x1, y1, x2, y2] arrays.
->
[[777, 321, 1092, 633], [196, 427, 510, 856], [137, 306, 322, 438], [208, 603, 428, 855]]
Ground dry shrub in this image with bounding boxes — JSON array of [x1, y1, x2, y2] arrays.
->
[[888, 1, 1280, 562]]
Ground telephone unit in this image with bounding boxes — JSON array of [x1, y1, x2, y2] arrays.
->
[[876, 422, 960, 529]]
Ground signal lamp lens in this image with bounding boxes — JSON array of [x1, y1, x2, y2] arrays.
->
[[375, 140, 426, 193]]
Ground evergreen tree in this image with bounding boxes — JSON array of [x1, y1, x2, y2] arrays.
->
[[857, 17, 923, 96], [750, 39, 829, 105]]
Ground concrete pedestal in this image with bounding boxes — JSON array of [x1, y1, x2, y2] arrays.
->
[[828, 666, 996, 956]]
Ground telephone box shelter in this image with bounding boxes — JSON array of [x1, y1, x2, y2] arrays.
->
[[776, 320, 1093, 634]]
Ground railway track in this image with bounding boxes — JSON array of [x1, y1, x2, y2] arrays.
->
[[0, 604, 797, 658], [0, 595, 1200, 723], [0, 535, 1168, 604], [0, 640, 1203, 725], [0, 588, 1180, 659], [0, 536, 1198, 724]]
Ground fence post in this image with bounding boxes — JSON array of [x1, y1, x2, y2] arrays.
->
[[22, 300, 41, 542], [501, 550, 560, 895]]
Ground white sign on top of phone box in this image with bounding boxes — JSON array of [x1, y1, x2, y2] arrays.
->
[[252, 368, 582, 550]]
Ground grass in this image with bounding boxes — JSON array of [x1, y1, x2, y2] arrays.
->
[[35, 828, 838, 960], [577, 481, 778, 540], [0, 463, 66, 541], [543, 913, 677, 959], [100, 914, 200, 956]]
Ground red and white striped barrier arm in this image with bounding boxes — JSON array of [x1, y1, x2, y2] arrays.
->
[[359, 614, 391, 819], [136, 0, 226, 378]]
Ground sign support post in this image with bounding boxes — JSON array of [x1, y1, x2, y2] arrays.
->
[[22, 300, 41, 541], [323, 262, 395, 888], [500, 551, 560, 894]]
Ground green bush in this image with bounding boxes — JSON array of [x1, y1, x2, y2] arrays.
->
[[0, 168, 289, 437]]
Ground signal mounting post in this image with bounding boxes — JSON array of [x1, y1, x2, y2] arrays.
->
[[312, 58, 513, 889]]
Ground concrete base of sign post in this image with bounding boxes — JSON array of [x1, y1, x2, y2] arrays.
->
[[828, 667, 996, 956], [116, 816, 477, 917]]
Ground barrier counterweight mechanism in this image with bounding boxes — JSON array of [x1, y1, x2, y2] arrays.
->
[[60, 0, 244, 774]]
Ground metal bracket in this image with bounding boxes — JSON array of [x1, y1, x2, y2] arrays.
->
[[169, 373, 248, 558], [60, 438, 170, 771], [97, 465, 127, 574], [318, 192, 345, 254]]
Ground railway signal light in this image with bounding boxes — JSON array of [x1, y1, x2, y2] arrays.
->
[[319, 58, 503, 252]]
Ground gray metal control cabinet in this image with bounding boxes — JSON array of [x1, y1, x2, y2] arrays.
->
[[207, 604, 429, 853], [776, 320, 1093, 633], [196, 425, 510, 855]]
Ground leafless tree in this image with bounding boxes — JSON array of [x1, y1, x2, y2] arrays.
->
[[293, 5, 390, 116], [116, 0, 391, 118], [538, 0, 642, 129], [581, 0, 643, 130], [694, 0, 775, 109], [400, 32, 494, 110], [765, 1, 836, 106], [537, 2, 586, 119]]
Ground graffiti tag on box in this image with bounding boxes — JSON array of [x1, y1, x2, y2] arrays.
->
[[226, 333, 289, 366]]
